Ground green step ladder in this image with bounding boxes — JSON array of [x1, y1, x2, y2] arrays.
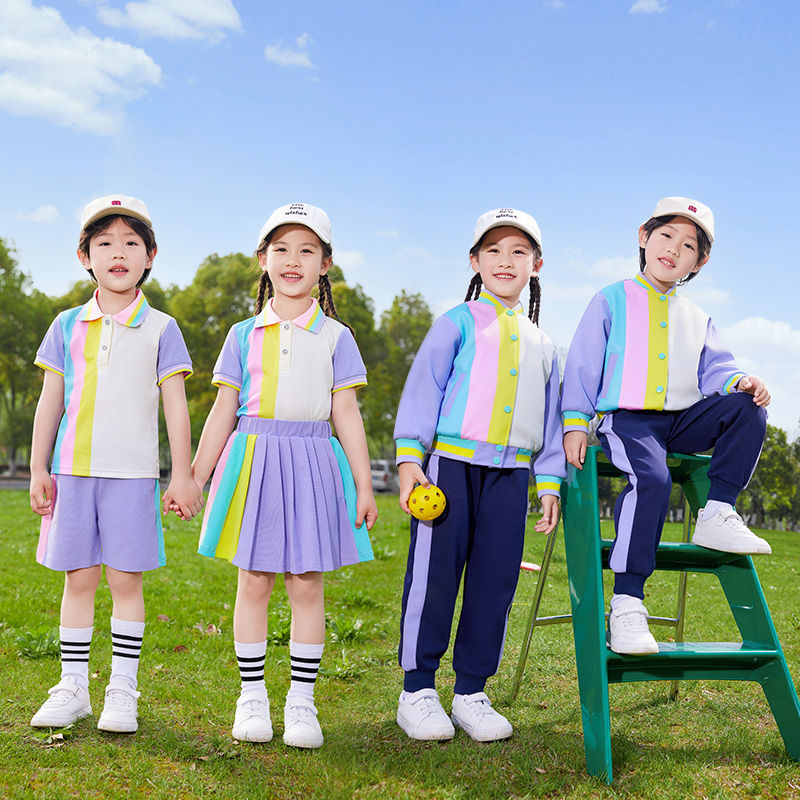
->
[[562, 446, 800, 783]]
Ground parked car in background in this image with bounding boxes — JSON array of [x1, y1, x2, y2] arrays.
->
[[370, 459, 397, 493]]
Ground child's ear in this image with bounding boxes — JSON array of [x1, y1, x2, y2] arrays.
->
[[257, 251, 268, 271], [692, 254, 710, 275], [532, 257, 543, 275], [77, 249, 91, 271], [469, 253, 480, 273], [638, 225, 649, 249], [320, 256, 332, 275]]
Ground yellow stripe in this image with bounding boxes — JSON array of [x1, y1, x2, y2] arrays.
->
[[333, 379, 367, 392], [397, 446, 423, 458], [563, 417, 589, 428], [158, 367, 190, 386], [216, 435, 256, 559], [213, 378, 240, 391], [487, 311, 518, 442], [434, 441, 475, 458], [73, 323, 101, 476], [515, 452, 532, 464], [259, 325, 280, 418], [34, 361, 64, 376], [537, 481, 561, 492], [644, 291, 668, 409]]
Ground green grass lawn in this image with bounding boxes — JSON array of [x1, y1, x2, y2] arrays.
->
[[2, 489, 800, 799]]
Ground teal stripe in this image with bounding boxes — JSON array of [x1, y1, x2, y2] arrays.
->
[[330, 437, 373, 563], [197, 434, 248, 557], [154, 479, 166, 566]]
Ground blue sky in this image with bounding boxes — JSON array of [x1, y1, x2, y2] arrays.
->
[[2, 0, 799, 434]]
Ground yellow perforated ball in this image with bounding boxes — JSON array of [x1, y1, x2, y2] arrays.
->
[[408, 484, 447, 521]]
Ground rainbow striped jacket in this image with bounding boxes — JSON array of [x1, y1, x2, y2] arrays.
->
[[394, 291, 565, 497], [561, 274, 746, 432], [34, 290, 192, 478]]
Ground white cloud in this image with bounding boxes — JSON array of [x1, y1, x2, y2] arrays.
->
[[375, 229, 400, 239], [721, 317, 800, 435], [96, 0, 241, 42], [545, 0, 567, 8], [265, 33, 314, 68], [13, 204, 60, 223], [0, 0, 161, 135], [334, 249, 367, 273], [630, 0, 669, 13]]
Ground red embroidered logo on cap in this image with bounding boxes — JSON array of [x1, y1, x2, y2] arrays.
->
[[688, 205, 697, 213], [112, 200, 121, 206]]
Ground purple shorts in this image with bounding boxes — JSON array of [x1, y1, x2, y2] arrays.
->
[[37, 475, 165, 572]]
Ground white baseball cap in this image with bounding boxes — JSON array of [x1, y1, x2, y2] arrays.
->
[[649, 197, 714, 243], [472, 208, 542, 249], [81, 194, 152, 231], [257, 203, 332, 249]]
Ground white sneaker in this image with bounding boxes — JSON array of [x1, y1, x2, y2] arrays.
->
[[283, 694, 323, 749], [451, 692, 513, 742], [396, 689, 455, 741], [607, 595, 659, 655], [693, 508, 771, 555], [97, 681, 140, 733], [31, 676, 92, 728], [232, 688, 273, 742]]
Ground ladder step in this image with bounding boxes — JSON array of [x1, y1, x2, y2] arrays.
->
[[607, 642, 783, 683], [599, 539, 751, 570]]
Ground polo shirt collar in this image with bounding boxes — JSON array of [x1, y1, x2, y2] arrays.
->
[[78, 290, 150, 327], [477, 289, 524, 315], [633, 273, 677, 297], [255, 297, 326, 334]]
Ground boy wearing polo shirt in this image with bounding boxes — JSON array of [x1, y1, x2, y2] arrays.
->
[[29, 195, 203, 733]]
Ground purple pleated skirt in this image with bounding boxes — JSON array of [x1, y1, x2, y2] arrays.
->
[[198, 417, 373, 573]]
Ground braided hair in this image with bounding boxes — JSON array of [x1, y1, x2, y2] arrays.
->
[[467, 231, 543, 325]]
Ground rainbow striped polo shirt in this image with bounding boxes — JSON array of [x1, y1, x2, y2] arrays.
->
[[35, 290, 192, 478], [212, 298, 366, 421]]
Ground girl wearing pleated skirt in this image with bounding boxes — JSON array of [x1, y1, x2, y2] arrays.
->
[[191, 204, 377, 748]]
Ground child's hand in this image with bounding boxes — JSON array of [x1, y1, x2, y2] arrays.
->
[[356, 491, 379, 531], [162, 477, 205, 521], [30, 470, 54, 516], [564, 430, 588, 470], [534, 495, 559, 535], [737, 375, 771, 407], [398, 462, 429, 514]]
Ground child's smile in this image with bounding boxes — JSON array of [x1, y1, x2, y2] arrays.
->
[[469, 227, 541, 308], [639, 216, 707, 292]]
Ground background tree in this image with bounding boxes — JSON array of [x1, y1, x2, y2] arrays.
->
[[739, 424, 798, 528], [0, 240, 54, 475]]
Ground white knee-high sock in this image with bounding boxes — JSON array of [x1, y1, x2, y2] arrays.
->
[[288, 641, 324, 700], [235, 640, 267, 693], [110, 618, 145, 690], [59, 626, 93, 688]]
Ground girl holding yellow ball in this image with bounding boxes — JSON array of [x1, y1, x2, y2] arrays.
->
[[393, 209, 566, 743]]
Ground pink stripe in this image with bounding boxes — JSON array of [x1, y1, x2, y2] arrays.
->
[[36, 477, 57, 563], [244, 327, 264, 416], [58, 324, 90, 472], [463, 303, 499, 441], [620, 282, 648, 408]]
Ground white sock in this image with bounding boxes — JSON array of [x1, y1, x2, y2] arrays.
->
[[110, 618, 145, 690], [610, 594, 642, 612], [60, 626, 93, 688], [235, 640, 267, 694], [288, 641, 324, 700], [702, 501, 733, 520]]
